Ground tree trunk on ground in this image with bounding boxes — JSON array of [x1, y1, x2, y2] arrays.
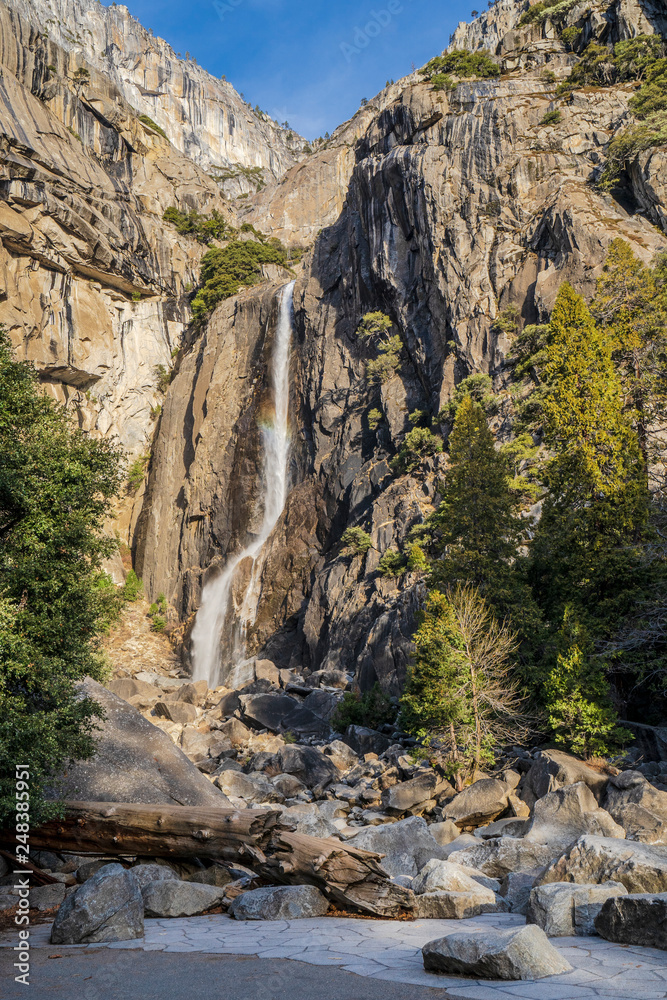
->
[[10, 801, 415, 919]]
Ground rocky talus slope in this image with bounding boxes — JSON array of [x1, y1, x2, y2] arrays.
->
[[137, 0, 667, 691]]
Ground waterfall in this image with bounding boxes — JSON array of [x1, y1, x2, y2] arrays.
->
[[191, 280, 295, 688]]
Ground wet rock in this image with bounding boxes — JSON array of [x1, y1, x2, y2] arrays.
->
[[50, 864, 143, 944], [130, 864, 179, 890], [603, 771, 667, 844], [527, 881, 628, 937], [348, 816, 448, 877], [344, 726, 393, 756], [422, 925, 573, 980], [448, 837, 555, 878], [442, 778, 511, 828], [537, 836, 667, 892], [142, 880, 226, 917], [229, 885, 329, 920], [48, 679, 230, 808], [595, 892, 667, 949], [525, 782, 624, 848]]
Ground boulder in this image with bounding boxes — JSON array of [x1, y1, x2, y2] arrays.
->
[[321, 740, 358, 771], [254, 659, 281, 686], [428, 819, 461, 846], [537, 835, 667, 893], [217, 718, 253, 745], [595, 892, 667, 949], [523, 750, 608, 806], [422, 925, 572, 980], [279, 705, 332, 740], [417, 889, 496, 919], [499, 869, 545, 915], [271, 773, 308, 798], [107, 677, 160, 702], [348, 816, 448, 877], [216, 770, 283, 804], [29, 883, 67, 911], [276, 745, 339, 791], [49, 679, 230, 807], [174, 680, 209, 704], [344, 725, 392, 756], [442, 778, 511, 828], [475, 818, 530, 839], [184, 865, 234, 887], [229, 885, 329, 920], [441, 833, 479, 856], [302, 689, 343, 722], [525, 782, 624, 848], [50, 864, 143, 944], [154, 701, 198, 724], [278, 803, 339, 838], [239, 693, 301, 731], [527, 881, 628, 937], [141, 880, 226, 917], [382, 772, 444, 815], [448, 837, 555, 878], [130, 864, 179, 890], [76, 858, 115, 883], [413, 858, 490, 895], [603, 771, 667, 844]]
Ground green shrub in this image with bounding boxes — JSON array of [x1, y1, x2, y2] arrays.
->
[[331, 683, 397, 734], [340, 526, 373, 556], [421, 50, 500, 81], [407, 543, 428, 572], [518, 0, 577, 26], [377, 548, 407, 577], [444, 373, 499, 419], [368, 407, 383, 430], [163, 207, 233, 244], [127, 454, 149, 492], [366, 336, 402, 384], [154, 364, 174, 394], [539, 108, 562, 126], [150, 615, 167, 633], [139, 114, 168, 139], [121, 569, 143, 602], [131, 290, 141, 302], [191, 239, 288, 322], [147, 592, 168, 632], [431, 73, 456, 92], [391, 426, 443, 474], [560, 26, 580, 50]]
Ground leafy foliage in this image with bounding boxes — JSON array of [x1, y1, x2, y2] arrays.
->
[[539, 109, 562, 126], [332, 683, 397, 734], [0, 332, 123, 825], [163, 207, 234, 244], [138, 114, 168, 139], [420, 50, 500, 81], [377, 548, 407, 577], [191, 239, 288, 322], [121, 569, 143, 602], [340, 527, 373, 556], [444, 373, 499, 419], [391, 426, 443, 474]]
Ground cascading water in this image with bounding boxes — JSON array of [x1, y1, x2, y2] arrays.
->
[[191, 280, 295, 688]]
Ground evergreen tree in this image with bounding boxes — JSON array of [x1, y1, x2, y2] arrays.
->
[[427, 396, 536, 631], [529, 283, 649, 635], [0, 332, 123, 825]]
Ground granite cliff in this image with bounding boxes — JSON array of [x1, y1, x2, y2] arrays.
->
[[2, 0, 666, 684]]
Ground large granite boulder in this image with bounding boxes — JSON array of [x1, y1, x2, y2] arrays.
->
[[595, 892, 667, 949], [49, 678, 231, 807], [278, 803, 339, 839], [141, 880, 226, 917], [422, 925, 573, 980], [413, 859, 491, 895], [416, 889, 496, 919], [276, 745, 339, 791], [523, 750, 608, 806], [216, 770, 283, 804], [130, 864, 179, 890], [537, 835, 667, 892], [344, 725, 392, 756], [527, 881, 628, 937], [525, 782, 624, 848], [50, 864, 143, 944], [603, 771, 667, 844], [500, 869, 545, 915], [381, 771, 446, 815], [229, 885, 329, 920], [348, 816, 447, 877], [448, 837, 555, 879], [442, 778, 511, 828], [29, 884, 67, 911]]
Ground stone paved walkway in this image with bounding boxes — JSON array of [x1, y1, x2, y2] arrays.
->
[[3, 912, 667, 999]]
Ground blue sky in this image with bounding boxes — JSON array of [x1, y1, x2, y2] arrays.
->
[[118, 0, 474, 139]]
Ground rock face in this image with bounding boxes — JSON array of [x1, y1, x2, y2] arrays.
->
[[50, 864, 143, 944], [422, 925, 573, 980], [229, 885, 329, 920], [49, 678, 231, 807], [595, 892, 667, 949]]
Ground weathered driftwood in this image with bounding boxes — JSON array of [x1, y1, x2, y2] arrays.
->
[[19, 801, 415, 918]]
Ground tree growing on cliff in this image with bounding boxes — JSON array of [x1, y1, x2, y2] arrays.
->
[[401, 586, 527, 782], [357, 311, 403, 384], [0, 332, 123, 826]]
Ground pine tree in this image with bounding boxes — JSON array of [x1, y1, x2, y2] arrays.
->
[[427, 396, 536, 632], [530, 283, 649, 635]]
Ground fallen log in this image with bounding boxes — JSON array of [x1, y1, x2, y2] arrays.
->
[[12, 801, 415, 918]]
